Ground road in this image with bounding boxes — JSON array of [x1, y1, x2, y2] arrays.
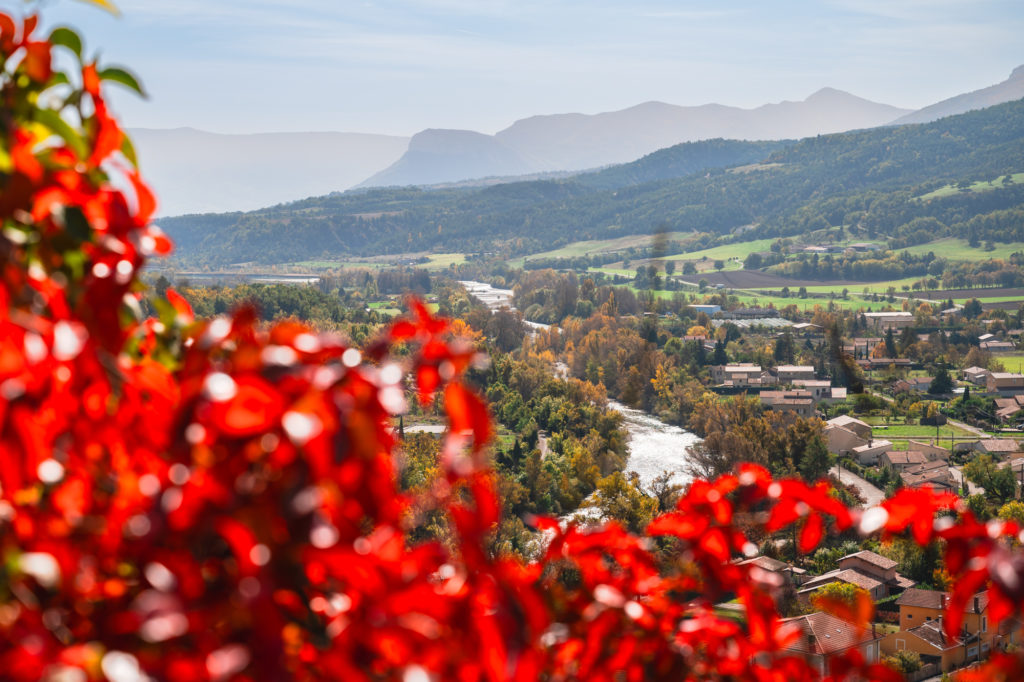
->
[[830, 465, 885, 507]]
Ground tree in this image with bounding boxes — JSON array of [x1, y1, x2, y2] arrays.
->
[[664, 260, 676, 276], [928, 367, 954, 394], [798, 434, 832, 481], [713, 259, 725, 271], [965, 455, 1019, 505]]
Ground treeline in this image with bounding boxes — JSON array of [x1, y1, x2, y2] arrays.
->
[[770, 249, 939, 281]]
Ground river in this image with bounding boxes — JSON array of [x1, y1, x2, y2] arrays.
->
[[460, 280, 701, 486]]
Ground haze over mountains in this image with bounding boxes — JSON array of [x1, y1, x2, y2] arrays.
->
[[140, 67, 1024, 216], [131, 129, 409, 217], [361, 89, 909, 188]]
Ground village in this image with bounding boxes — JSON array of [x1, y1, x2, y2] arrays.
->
[[703, 308, 1024, 678]]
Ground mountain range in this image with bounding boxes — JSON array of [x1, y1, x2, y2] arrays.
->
[[160, 97, 1024, 266], [141, 66, 1024, 216]]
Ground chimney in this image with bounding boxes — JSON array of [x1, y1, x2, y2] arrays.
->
[[974, 595, 979, 613]]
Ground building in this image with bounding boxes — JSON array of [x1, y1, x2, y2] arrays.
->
[[774, 365, 817, 382], [963, 366, 990, 385], [881, 450, 928, 471], [689, 304, 721, 315], [793, 322, 823, 336], [994, 396, 1024, 423], [799, 550, 914, 603], [900, 461, 958, 493], [893, 376, 934, 393], [887, 589, 1023, 667], [863, 312, 915, 330], [907, 440, 951, 462], [981, 340, 1016, 353], [826, 425, 868, 456], [987, 373, 1024, 393], [881, 619, 967, 672], [826, 415, 872, 440], [781, 611, 883, 674], [711, 363, 768, 388], [735, 555, 807, 586], [759, 390, 815, 418], [974, 438, 1023, 460], [852, 439, 894, 466], [792, 380, 834, 401]]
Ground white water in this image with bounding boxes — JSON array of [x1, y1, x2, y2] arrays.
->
[[608, 401, 701, 488], [459, 280, 700, 485]]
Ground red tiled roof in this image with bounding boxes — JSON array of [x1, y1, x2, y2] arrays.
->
[[908, 621, 963, 651], [842, 550, 898, 570], [782, 611, 879, 656], [896, 588, 945, 610]]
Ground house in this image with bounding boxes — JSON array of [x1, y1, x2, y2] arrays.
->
[[962, 366, 990, 385], [781, 611, 883, 674], [881, 450, 928, 471], [774, 365, 817, 382], [907, 440, 951, 462], [981, 340, 1016, 352], [987, 372, 1024, 393], [792, 380, 834, 401], [799, 550, 914, 603], [735, 555, 807, 586], [893, 376, 933, 393], [890, 589, 1023, 665], [863, 311, 915, 330], [852, 439, 894, 466], [689, 304, 721, 315], [759, 390, 815, 418], [900, 461, 958, 493], [711, 363, 761, 385], [826, 425, 868, 456], [994, 397, 1024, 423], [826, 415, 872, 440], [881, 620, 967, 672], [975, 439, 1023, 459]]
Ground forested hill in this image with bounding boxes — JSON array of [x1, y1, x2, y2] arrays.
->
[[161, 99, 1024, 265]]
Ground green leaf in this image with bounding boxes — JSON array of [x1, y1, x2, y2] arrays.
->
[[34, 108, 88, 160], [120, 135, 139, 167], [72, 0, 120, 16], [99, 66, 146, 98], [49, 27, 83, 59]]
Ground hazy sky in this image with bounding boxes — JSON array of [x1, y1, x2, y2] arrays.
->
[[20, 0, 1024, 136]]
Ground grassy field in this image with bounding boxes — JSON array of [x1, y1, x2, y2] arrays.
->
[[859, 417, 976, 444], [728, 293, 896, 311], [900, 238, 1024, 262], [662, 238, 776, 263], [995, 352, 1024, 374], [289, 252, 467, 271], [917, 173, 1024, 200], [508, 231, 695, 268]]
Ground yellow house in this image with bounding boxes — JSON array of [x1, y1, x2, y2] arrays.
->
[[888, 589, 1023, 667], [881, 620, 964, 672]]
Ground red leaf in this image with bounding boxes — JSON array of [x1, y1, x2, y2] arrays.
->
[[799, 512, 823, 554]]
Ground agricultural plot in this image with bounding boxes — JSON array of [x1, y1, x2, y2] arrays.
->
[[916, 172, 1024, 200], [509, 231, 695, 268], [900, 238, 1024, 262]]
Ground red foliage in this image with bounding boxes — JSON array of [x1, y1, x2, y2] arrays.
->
[[1, 11, 1023, 681]]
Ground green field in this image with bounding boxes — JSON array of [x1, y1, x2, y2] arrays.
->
[[508, 231, 695, 268], [917, 173, 1024, 200], [860, 417, 975, 445], [994, 352, 1024, 374], [900, 238, 1024, 262], [662, 238, 776, 263], [728, 293, 895, 312]]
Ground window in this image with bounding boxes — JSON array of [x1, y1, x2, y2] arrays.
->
[[895, 639, 905, 651], [982, 617, 987, 633], [907, 614, 913, 619]]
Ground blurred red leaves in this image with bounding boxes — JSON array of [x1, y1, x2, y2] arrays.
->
[[2, 10, 1024, 682]]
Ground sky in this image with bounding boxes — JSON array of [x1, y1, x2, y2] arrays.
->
[[15, 0, 1024, 136]]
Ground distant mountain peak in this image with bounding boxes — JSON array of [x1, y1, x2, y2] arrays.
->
[[892, 64, 1024, 125]]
